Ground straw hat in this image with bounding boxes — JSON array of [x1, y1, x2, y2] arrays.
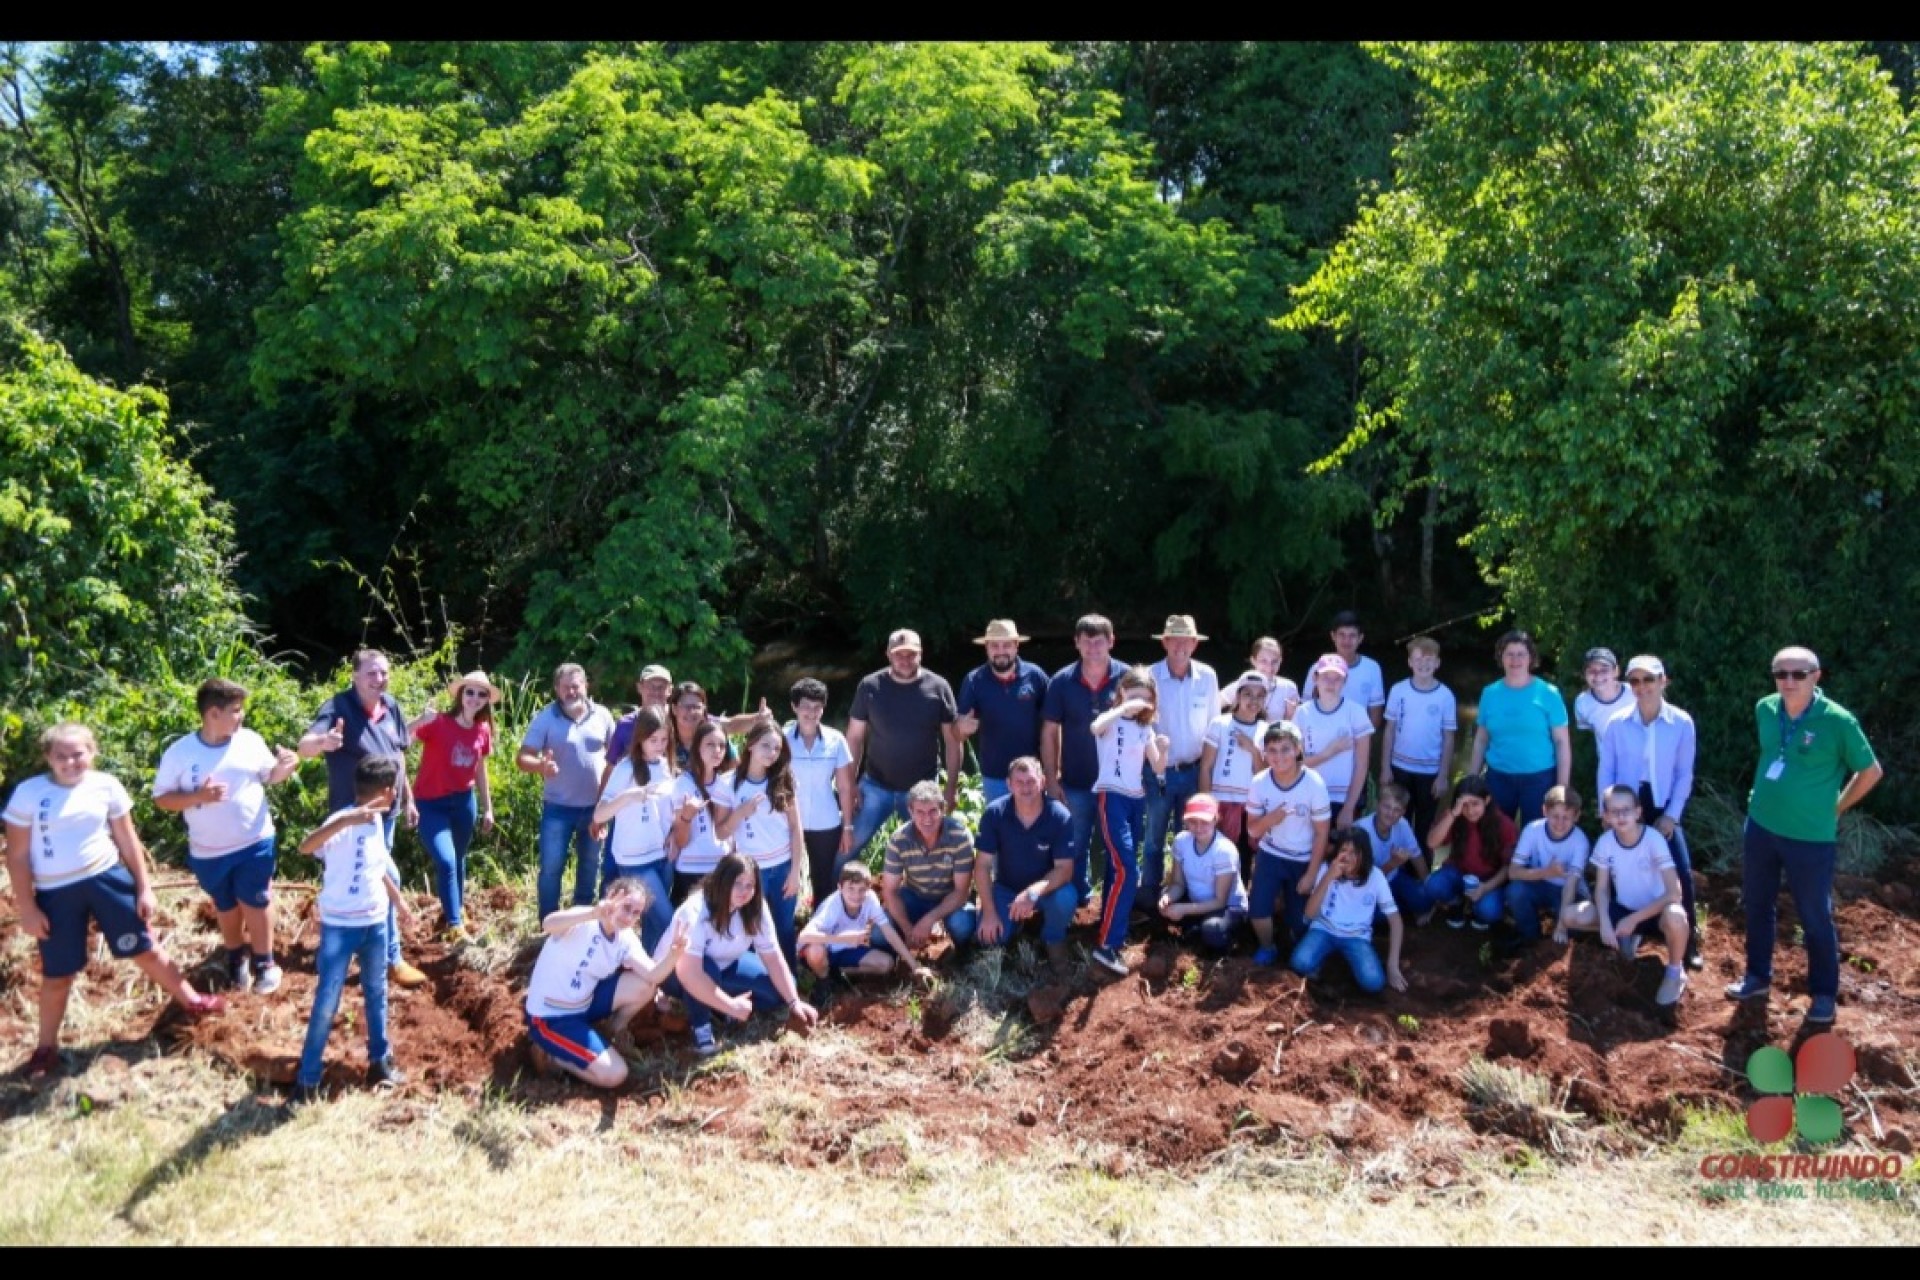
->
[[972, 619, 1031, 645], [445, 670, 503, 705]]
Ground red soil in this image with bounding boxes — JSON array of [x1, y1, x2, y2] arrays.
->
[[4, 868, 1916, 1171]]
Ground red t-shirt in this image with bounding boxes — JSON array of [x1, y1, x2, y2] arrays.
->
[[413, 716, 493, 801], [1441, 809, 1516, 879]]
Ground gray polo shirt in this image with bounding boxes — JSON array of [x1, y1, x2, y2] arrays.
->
[[520, 700, 616, 808]]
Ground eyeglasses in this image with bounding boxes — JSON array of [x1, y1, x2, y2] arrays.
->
[[1603, 807, 1638, 818], [1771, 668, 1818, 682]]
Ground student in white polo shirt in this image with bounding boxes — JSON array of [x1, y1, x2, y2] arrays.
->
[[8, 723, 227, 1080], [783, 677, 855, 905], [1561, 785, 1689, 1008], [152, 677, 301, 995]]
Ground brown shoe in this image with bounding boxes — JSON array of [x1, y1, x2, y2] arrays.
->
[[390, 961, 428, 989]]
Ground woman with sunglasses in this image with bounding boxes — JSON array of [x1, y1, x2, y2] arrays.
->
[[410, 671, 500, 940]]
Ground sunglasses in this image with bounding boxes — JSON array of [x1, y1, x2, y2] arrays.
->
[[1625, 675, 1659, 686], [1770, 668, 1818, 681], [463, 688, 491, 699]]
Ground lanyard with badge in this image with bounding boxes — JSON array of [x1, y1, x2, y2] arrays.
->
[[1766, 695, 1816, 781]]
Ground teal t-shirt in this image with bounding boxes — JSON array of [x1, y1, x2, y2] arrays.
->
[[1477, 678, 1568, 775], [1748, 691, 1877, 843]]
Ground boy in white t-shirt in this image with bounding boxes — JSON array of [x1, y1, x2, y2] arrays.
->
[[525, 876, 687, 1089], [797, 861, 931, 984], [1356, 781, 1428, 916], [1561, 785, 1689, 1007], [1503, 785, 1591, 945], [293, 756, 413, 1101], [1378, 635, 1457, 859], [152, 678, 301, 996]]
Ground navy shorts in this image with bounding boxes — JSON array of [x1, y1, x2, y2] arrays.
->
[[525, 973, 623, 1070], [189, 837, 277, 912], [1606, 897, 1671, 940], [37, 864, 152, 979]]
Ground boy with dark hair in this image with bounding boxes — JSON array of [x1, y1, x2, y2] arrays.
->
[[293, 756, 412, 1102]]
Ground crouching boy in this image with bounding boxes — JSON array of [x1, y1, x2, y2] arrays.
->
[[797, 862, 931, 983], [1561, 785, 1689, 1007]]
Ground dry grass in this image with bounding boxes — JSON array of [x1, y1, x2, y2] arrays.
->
[[3, 1049, 1916, 1245]]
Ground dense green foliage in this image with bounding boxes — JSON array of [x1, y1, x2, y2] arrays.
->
[[1290, 42, 1920, 811], [4, 40, 1918, 827], [0, 322, 244, 698]]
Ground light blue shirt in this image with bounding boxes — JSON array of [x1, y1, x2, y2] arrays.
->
[[1597, 701, 1696, 822]]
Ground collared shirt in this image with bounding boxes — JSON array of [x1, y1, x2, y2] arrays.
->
[[1150, 658, 1220, 767], [521, 700, 617, 808], [976, 795, 1073, 889], [1043, 659, 1132, 790], [1747, 690, 1877, 844], [310, 689, 409, 812], [1597, 700, 1696, 822], [784, 721, 852, 833], [956, 660, 1050, 780], [882, 814, 975, 897]]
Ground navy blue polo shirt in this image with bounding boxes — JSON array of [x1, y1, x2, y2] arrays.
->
[[1042, 659, 1131, 790], [976, 795, 1074, 888], [308, 689, 409, 811], [957, 660, 1050, 780]]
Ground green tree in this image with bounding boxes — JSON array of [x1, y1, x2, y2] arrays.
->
[[1290, 42, 1920, 801], [0, 321, 246, 701]]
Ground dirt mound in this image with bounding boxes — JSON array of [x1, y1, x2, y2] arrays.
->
[[5, 860, 1918, 1170]]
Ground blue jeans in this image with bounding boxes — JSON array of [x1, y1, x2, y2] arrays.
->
[[1505, 878, 1570, 940], [897, 886, 978, 947], [599, 856, 674, 955], [417, 791, 475, 927], [848, 778, 913, 864], [667, 952, 786, 1034], [1742, 819, 1839, 1000], [764, 859, 801, 970], [986, 882, 1076, 945], [1174, 907, 1245, 953], [1142, 762, 1200, 899], [379, 812, 403, 967], [1061, 786, 1098, 900], [1250, 852, 1311, 944], [1420, 864, 1505, 927], [299, 919, 391, 1088], [1290, 925, 1386, 992], [1487, 767, 1556, 828], [537, 802, 601, 919], [1384, 867, 1426, 918], [1096, 790, 1145, 949]]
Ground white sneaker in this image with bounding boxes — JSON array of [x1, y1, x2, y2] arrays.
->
[[1656, 969, 1688, 1007], [1090, 947, 1128, 977], [251, 962, 284, 996]]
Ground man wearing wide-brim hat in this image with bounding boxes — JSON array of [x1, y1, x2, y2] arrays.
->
[[954, 620, 1050, 806], [1144, 615, 1220, 907]]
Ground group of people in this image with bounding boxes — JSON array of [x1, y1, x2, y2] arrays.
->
[[3, 615, 1880, 1095]]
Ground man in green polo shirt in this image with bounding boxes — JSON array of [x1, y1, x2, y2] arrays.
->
[[1726, 646, 1882, 1024]]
